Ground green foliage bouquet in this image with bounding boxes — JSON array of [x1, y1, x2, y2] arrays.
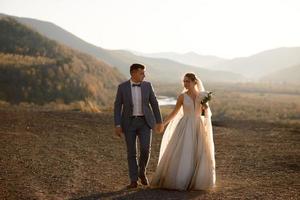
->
[[201, 91, 213, 116]]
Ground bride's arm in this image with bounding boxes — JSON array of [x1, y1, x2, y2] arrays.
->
[[162, 94, 184, 126]]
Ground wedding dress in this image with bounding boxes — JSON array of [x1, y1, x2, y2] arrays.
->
[[151, 91, 216, 190]]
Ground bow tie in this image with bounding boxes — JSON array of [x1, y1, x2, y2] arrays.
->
[[132, 83, 141, 87]]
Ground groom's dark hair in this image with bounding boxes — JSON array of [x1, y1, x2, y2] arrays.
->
[[130, 63, 145, 74]]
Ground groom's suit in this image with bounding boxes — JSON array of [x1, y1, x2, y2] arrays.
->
[[114, 80, 162, 182]]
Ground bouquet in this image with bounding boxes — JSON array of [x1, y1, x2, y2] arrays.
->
[[200, 91, 213, 116]]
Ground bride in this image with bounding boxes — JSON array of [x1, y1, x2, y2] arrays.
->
[[151, 72, 216, 191]]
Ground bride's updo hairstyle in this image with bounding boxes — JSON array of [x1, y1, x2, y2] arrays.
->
[[184, 72, 198, 83]]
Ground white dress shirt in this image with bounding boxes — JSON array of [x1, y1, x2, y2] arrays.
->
[[130, 80, 144, 116]]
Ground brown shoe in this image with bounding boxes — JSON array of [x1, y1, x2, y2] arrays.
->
[[126, 181, 138, 189], [139, 176, 149, 186]]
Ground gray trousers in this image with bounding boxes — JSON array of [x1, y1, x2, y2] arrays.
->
[[124, 117, 152, 182]]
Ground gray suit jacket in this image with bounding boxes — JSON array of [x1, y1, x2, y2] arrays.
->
[[114, 80, 162, 131]]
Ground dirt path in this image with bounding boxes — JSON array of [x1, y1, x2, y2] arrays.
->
[[0, 108, 299, 199]]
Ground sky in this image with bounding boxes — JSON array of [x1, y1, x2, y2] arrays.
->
[[1, 0, 300, 59]]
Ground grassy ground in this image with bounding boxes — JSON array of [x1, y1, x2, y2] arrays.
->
[[0, 107, 299, 199]]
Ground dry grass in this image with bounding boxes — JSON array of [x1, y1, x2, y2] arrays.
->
[[0, 106, 299, 199], [210, 91, 300, 124], [0, 100, 101, 113]]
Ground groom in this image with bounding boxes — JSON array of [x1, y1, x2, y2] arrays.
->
[[114, 63, 163, 189]]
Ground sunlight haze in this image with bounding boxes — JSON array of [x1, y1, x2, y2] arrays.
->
[[1, 0, 300, 58]]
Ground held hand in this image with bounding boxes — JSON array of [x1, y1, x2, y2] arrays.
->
[[159, 123, 165, 133], [115, 127, 123, 138], [155, 123, 164, 133]]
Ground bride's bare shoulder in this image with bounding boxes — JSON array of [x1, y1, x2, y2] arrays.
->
[[178, 93, 185, 98], [177, 93, 184, 102]]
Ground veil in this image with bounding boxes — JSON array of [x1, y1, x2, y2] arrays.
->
[[158, 76, 215, 168], [196, 79, 215, 180]]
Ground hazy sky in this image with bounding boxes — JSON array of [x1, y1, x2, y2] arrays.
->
[[1, 0, 300, 58]]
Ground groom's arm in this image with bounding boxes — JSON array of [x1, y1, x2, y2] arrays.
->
[[114, 85, 123, 127], [149, 83, 162, 124]]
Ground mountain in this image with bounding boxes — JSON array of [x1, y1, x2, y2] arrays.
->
[[0, 17, 124, 106], [211, 47, 300, 80], [109, 49, 243, 82], [132, 51, 227, 68], [0, 13, 244, 83], [261, 64, 300, 84]]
